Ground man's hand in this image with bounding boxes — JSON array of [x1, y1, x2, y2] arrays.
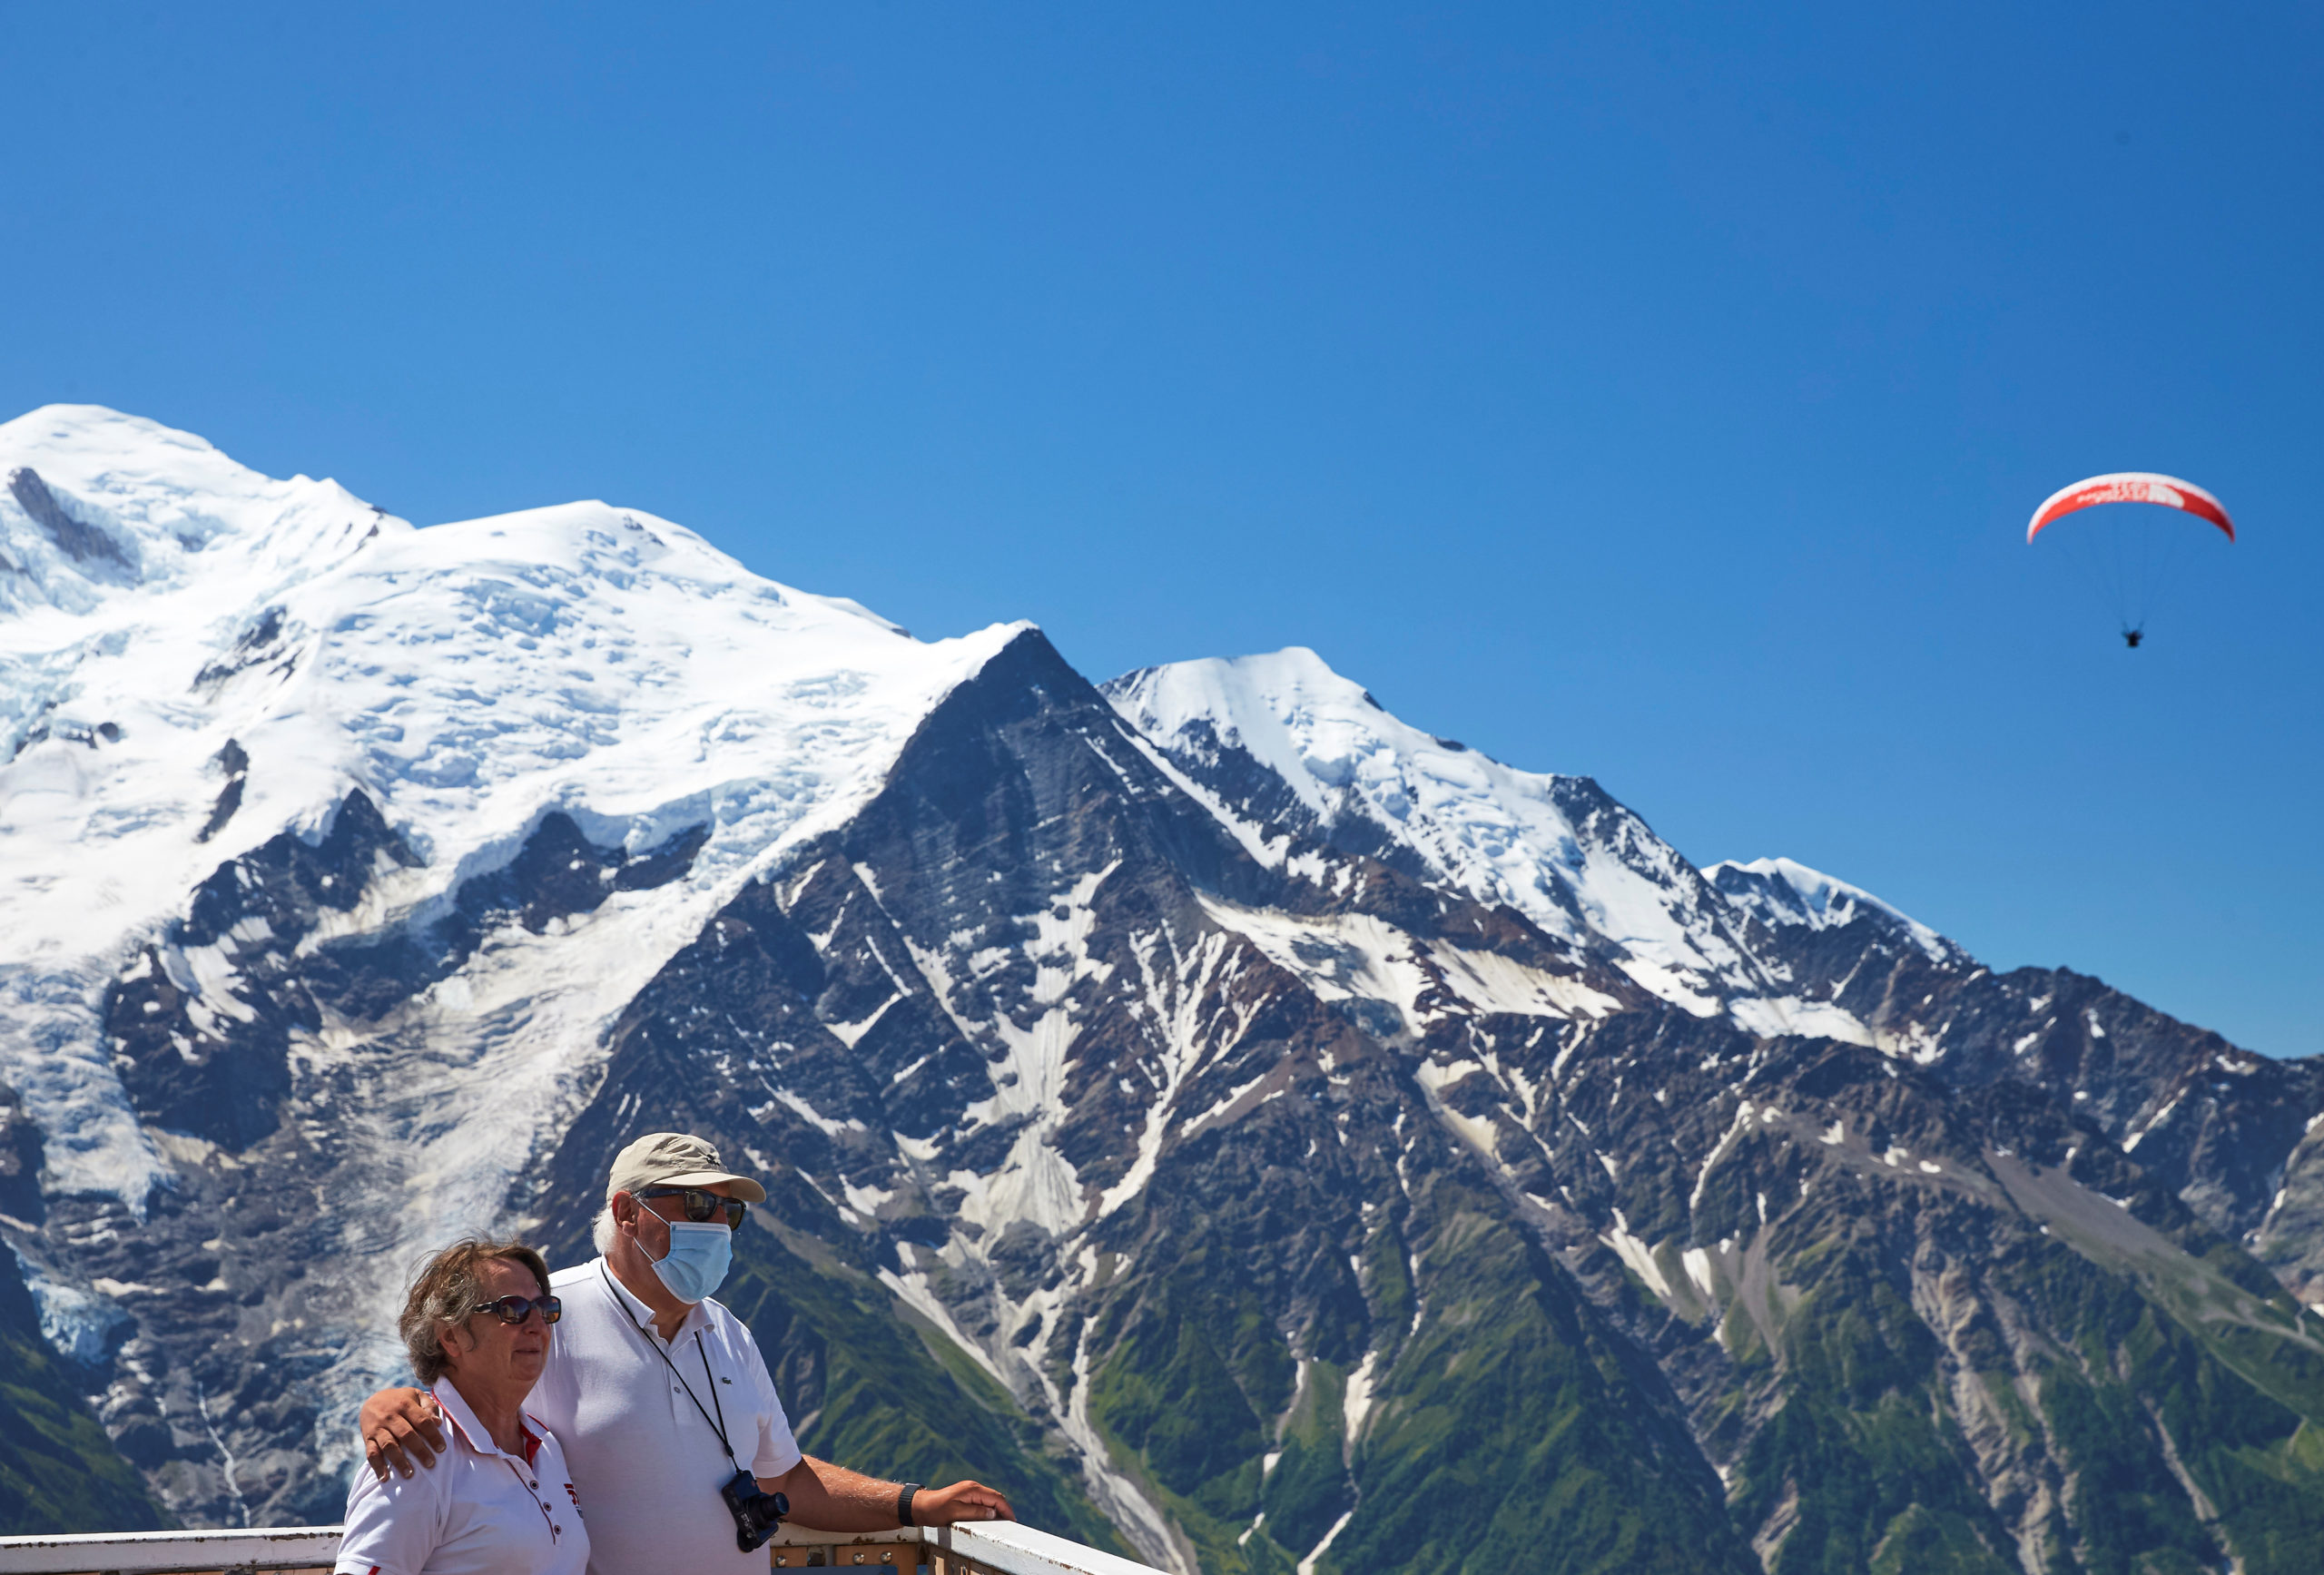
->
[[914, 1481, 1014, 1525], [359, 1386, 445, 1481]]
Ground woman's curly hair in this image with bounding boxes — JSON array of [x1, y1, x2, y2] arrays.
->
[[399, 1237, 551, 1384]]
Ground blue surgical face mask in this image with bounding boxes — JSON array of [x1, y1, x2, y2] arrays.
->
[[650, 1220, 733, 1304]]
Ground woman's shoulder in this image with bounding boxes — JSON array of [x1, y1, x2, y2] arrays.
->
[[337, 1442, 457, 1567], [344, 1451, 457, 1516]]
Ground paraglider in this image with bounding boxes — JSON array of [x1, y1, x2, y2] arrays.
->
[[2025, 472, 2234, 646], [2026, 473, 2235, 546]]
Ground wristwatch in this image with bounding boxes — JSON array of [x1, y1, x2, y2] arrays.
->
[[898, 1482, 922, 1527]]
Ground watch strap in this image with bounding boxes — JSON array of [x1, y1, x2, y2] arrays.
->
[[898, 1481, 922, 1527]]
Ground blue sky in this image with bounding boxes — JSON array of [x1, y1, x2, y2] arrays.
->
[[2, 4, 2318, 1054]]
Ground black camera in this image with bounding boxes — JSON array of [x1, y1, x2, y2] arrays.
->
[[720, 1468, 790, 1551]]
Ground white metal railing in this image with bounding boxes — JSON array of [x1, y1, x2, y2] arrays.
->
[[0, 1521, 1167, 1575], [0, 1528, 340, 1575]]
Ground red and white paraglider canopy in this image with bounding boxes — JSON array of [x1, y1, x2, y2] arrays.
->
[[2025, 472, 2235, 545]]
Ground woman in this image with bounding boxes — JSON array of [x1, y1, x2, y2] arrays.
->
[[335, 1239, 588, 1575]]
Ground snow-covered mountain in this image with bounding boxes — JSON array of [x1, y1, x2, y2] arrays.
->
[[8, 408, 2324, 1575], [1105, 648, 2324, 1299], [3, 405, 1020, 1203], [1103, 649, 1771, 1009], [1104, 648, 1966, 1042]]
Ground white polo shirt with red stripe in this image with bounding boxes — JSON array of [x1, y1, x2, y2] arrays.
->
[[334, 1378, 588, 1575], [527, 1257, 803, 1575]]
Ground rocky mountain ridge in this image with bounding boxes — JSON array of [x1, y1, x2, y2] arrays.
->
[[5, 408, 2323, 1574]]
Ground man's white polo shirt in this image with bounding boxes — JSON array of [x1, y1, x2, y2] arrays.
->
[[530, 1257, 803, 1575], [335, 1378, 587, 1575]]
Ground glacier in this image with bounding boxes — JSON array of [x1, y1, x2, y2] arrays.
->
[[0, 403, 1024, 1234]]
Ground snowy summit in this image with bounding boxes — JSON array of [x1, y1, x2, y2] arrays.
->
[[0, 406, 1026, 1202]]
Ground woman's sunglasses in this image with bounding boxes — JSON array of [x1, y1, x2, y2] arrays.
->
[[640, 1186, 748, 1230], [472, 1294, 562, 1326]]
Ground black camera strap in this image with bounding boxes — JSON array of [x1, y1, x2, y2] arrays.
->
[[600, 1264, 742, 1472]]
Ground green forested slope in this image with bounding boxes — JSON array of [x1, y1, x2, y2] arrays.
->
[[1328, 1187, 1760, 1575], [0, 1246, 172, 1535]]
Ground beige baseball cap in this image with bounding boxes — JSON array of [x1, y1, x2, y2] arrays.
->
[[605, 1132, 768, 1204]]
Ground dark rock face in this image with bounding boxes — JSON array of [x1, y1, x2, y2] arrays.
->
[[107, 790, 419, 1149], [1696, 869, 2324, 1306], [0, 1085, 44, 1225], [195, 740, 249, 843], [7, 467, 133, 572], [192, 608, 290, 693], [16, 625, 2324, 1574], [300, 809, 708, 1021]]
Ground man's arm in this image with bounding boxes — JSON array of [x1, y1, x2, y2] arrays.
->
[[763, 1454, 1013, 1530], [358, 1386, 446, 1480]]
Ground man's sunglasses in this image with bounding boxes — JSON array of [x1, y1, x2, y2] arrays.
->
[[473, 1294, 562, 1326], [639, 1186, 748, 1230]]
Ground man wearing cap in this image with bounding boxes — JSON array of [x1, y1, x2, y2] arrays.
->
[[359, 1134, 1012, 1574]]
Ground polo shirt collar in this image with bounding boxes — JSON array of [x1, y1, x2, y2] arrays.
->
[[429, 1377, 543, 1468], [593, 1254, 709, 1343]]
